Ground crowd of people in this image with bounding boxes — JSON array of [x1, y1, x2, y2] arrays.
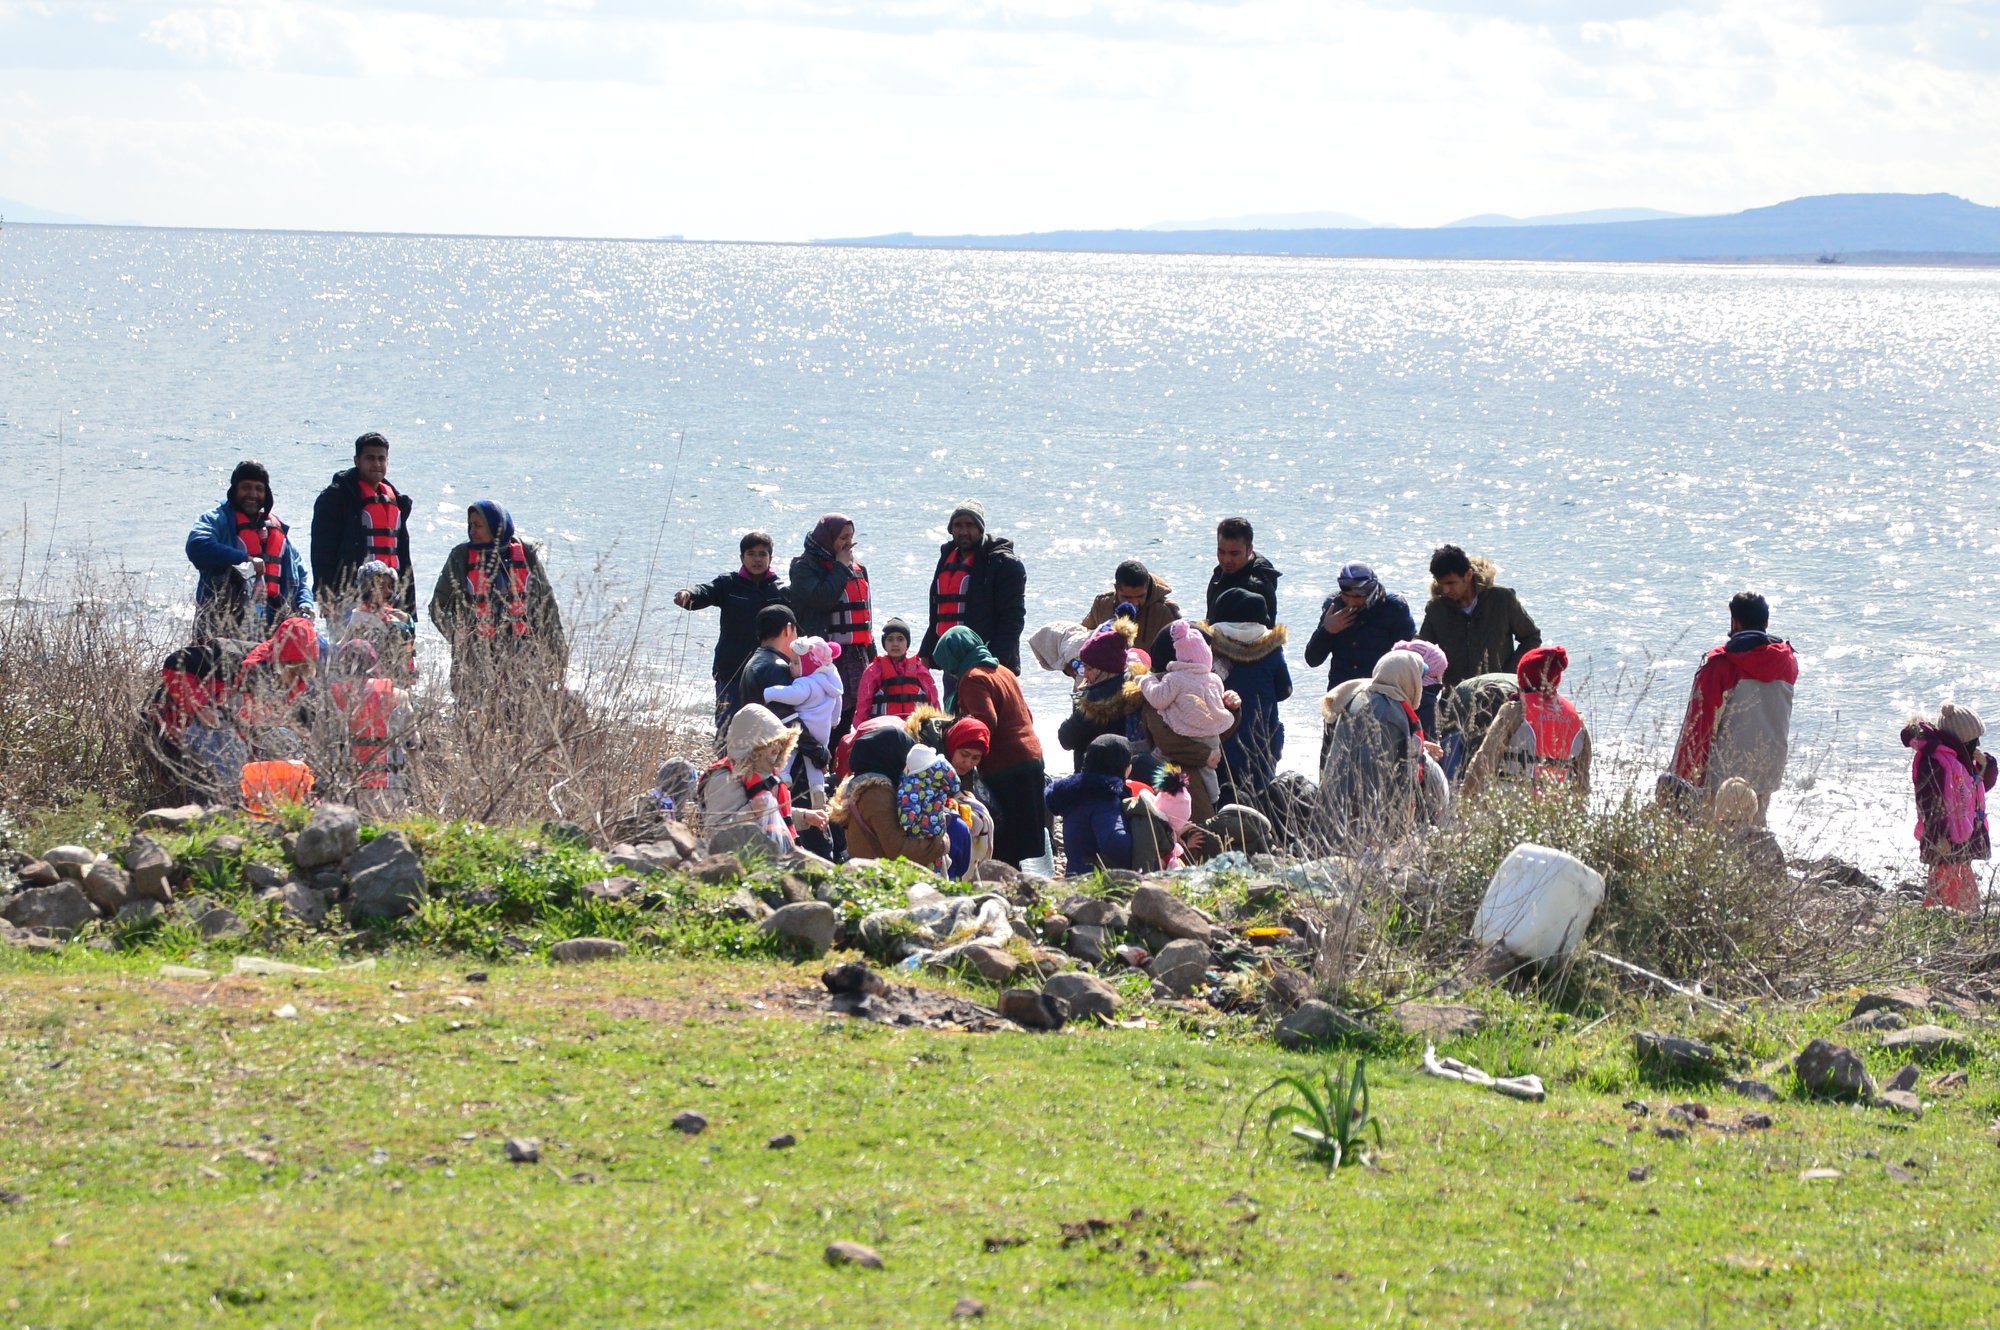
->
[[146, 439, 1993, 913]]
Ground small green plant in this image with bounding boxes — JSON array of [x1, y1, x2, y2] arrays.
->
[[1240, 1058, 1383, 1173]]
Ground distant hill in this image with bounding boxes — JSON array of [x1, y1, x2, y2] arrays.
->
[[1146, 210, 1376, 232], [1443, 207, 1686, 228], [825, 194, 2000, 262], [0, 196, 94, 225]]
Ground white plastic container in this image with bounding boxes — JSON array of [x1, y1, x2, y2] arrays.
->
[[1472, 843, 1605, 963]]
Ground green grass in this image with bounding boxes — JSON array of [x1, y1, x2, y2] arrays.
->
[[4, 951, 2000, 1328]]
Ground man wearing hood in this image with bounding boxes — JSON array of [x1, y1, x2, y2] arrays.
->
[[310, 432, 414, 617], [1206, 516, 1280, 625], [1417, 544, 1541, 687], [186, 459, 314, 636], [1081, 560, 1182, 651], [1669, 592, 1798, 825], [919, 500, 1028, 675], [428, 500, 566, 703]]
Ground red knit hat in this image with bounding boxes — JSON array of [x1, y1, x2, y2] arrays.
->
[[1517, 645, 1568, 693], [273, 617, 321, 664], [945, 717, 991, 756]]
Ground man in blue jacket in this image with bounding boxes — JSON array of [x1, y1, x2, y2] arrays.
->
[[185, 460, 313, 637], [1303, 562, 1415, 767]]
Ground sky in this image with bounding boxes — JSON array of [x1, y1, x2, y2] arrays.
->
[[1, 0, 1995, 241]]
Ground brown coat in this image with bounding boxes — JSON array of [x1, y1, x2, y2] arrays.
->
[[955, 665, 1043, 774], [829, 774, 949, 866], [1082, 579, 1182, 654], [1142, 703, 1237, 824]]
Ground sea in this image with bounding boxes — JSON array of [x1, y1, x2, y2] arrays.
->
[[4, 225, 1997, 880]]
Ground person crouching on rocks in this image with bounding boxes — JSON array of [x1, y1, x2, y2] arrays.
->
[[828, 720, 949, 867], [696, 704, 828, 856], [1905, 704, 1995, 913], [1047, 735, 1135, 876], [1461, 645, 1592, 801], [1317, 649, 1435, 851]]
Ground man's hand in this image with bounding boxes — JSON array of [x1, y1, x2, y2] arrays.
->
[[798, 808, 829, 830], [1322, 604, 1357, 634], [673, 589, 694, 609]]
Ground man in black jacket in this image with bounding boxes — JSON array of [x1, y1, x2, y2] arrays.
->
[[736, 604, 830, 771], [1206, 516, 1280, 625], [675, 530, 789, 732], [919, 499, 1028, 674], [310, 432, 414, 617]]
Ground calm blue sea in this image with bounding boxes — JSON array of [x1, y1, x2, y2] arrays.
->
[[5, 225, 1998, 874]]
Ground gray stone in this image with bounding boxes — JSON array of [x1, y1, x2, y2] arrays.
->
[[503, 1138, 540, 1163], [0, 882, 96, 937], [242, 862, 288, 893], [997, 988, 1068, 1031], [1876, 1089, 1923, 1116], [824, 1241, 884, 1270], [951, 944, 1020, 986], [136, 804, 208, 831], [194, 906, 247, 941], [1058, 895, 1118, 927], [124, 836, 175, 903], [761, 901, 839, 957], [40, 846, 97, 881], [1839, 1009, 1908, 1033], [17, 860, 60, 888], [1632, 1031, 1726, 1080], [1204, 805, 1274, 856], [768, 1133, 797, 1150], [1851, 987, 1932, 1019], [1722, 1077, 1780, 1103], [80, 861, 132, 915], [822, 963, 891, 998], [1128, 885, 1214, 942], [1244, 878, 1286, 911], [951, 1296, 986, 1320], [702, 824, 771, 865], [689, 852, 746, 885], [1146, 938, 1212, 996], [1275, 999, 1367, 1051], [114, 899, 166, 929], [1885, 1064, 1922, 1094], [971, 859, 1021, 887], [1794, 1039, 1875, 1101], [718, 889, 773, 923], [293, 804, 362, 869], [1389, 1003, 1486, 1042], [1879, 1024, 1973, 1062], [606, 841, 685, 876], [671, 1110, 708, 1135], [1042, 972, 1121, 1021], [646, 820, 701, 861], [277, 881, 329, 927], [549, 938, 628, 964], [579, 875, 644, 903], [1064, 924, 1108, 965], [346, 830, 426, 921], [189, 835, 246, 879]]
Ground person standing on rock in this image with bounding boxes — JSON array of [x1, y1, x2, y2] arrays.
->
[[1205, 517, 1280, 625], [1667, 592, 1797, 826], [789, 514, 874, 737], [1417, 545, 1541, 687], [931, 626, 1047, 867], [1902, 704, 1993, 913], [1081, 560, 1181, 651], [186, 460, 314, 638], [919, 500, 1028, 677], [427, 500, 566, 709], [674, 530, 789, 734], [310, 431, 414, 621]]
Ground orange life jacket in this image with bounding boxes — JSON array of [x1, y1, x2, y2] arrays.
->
[[241, 759, 313, 816], [467, 541, 531, 639], [358, 479, 403, 571], [1512, 692, 1584, 792], [235, 511, 287, 607], [933, 548, 975, 633], [869, 658, 929, 718], [332, 676, 401, 789], [827, 562, 872, 648]]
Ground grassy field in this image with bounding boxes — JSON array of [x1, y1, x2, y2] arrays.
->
[[4, 950, 1999, 1328]]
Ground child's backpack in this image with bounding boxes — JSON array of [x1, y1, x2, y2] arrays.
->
[[1935, 746, 1986, 845]]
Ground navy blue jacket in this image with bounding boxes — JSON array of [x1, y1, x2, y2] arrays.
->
[[1303, 592, 1415, 688], [1218, 643, 1293, 794], [1046, 771, 1133, 876]]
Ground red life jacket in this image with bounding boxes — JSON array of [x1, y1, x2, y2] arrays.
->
[[235, 511, 287, 607], [358, 479, 403, 571], [933, 548, 976, 633], [467, 542, 531, 639], [1512, 692, 1584, 791], [332, 676, 401, 789], [156, 645, 229, 739], [829, 562, 872, 648], [869, 658, 929, 718]]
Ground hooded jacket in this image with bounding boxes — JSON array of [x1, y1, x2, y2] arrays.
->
[[1317, 680, 1423, 848], [1056, 666, 1146, 768], [919, 534, 1028, 674], [1670, 630, 1798, 816], [1209, 621, 1292, 793], [830, 773, 950, 865], [311, 467, 416, 613], [1046, 771, 1133, 875], [684, 567, 789, 683], [1304, 591, 1416, 689], [1206, 554, 1281, 626], [1902, 721, 1994, 866], [1138, 625, 1234, 740], [187, 497, 315, 624], [1416, 558, 1541, 687], [696, 705, 799, 843], [1081, 578, 1182, 653]]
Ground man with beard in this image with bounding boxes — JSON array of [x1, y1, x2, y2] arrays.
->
[[185, 459, 314, 638], [919, 500, 1028, 676]]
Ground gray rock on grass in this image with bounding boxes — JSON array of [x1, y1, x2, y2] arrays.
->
[[550, 938, 628, 964], [1632, 1031, 1725, 1080], [1128, 885, 1214, 942], [761, 902, 838, 957], [293, 804, 361, 869], [0, 883, 96, 936], [997, 988, 1068, 1031], [1275, 1000, 1367, 1051], [346, 831, 426, 920], [1146, 938, 1211, 996], [1794, 1039, 1875, 1101], [80, 862, 132, 915], [1042, 972, 1120, 1021]]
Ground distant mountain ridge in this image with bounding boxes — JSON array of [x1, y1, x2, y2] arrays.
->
[[825, 194, 2000, 262], [0, 196, 94, 225], [1443, 206, 1686, 228], [1146, 210, 1376, 232]]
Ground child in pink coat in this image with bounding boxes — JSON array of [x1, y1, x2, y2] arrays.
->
[[1139, 620, 1234, 806]]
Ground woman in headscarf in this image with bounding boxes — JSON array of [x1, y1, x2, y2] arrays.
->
[[932, 626, 1046, 867], [1462, 645, 1592, 800], [1315, 648, 1431, 850], [788, 513, 874, 737], [428, 500, 566, 707]]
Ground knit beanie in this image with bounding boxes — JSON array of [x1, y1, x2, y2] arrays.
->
[[880, 616, 912, 646], [1083, 733, 1133, 778], [795, 636, 841, 674], [950, 500, 988, 534], [1516, 645, 1569, 693], [1155, 769, 1192, 833], [229, 460, 273, 514], [1941, 703, 1986, 745], [1391, 639, 1449, 687], [944, 716, 991, 757], [1210, 587, 1270, 628], [1168, 619, 1212, 671], [904, 744, 941, 777], [1077, 628, 1129, 675]]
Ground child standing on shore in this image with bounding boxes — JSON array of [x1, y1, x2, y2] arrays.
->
[[854, 617, 939, 721], [1904, 704, 1995, 913]]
